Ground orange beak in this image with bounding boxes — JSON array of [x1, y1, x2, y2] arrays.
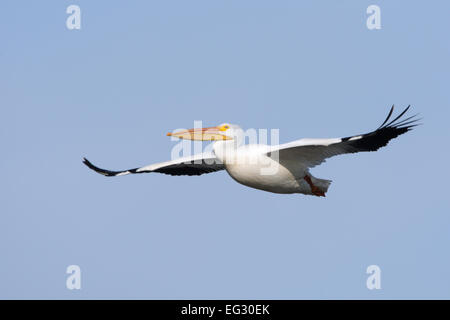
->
[[167, 126, 231, 141]]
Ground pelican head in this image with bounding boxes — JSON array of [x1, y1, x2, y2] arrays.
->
[[167, 123, 242, 141]]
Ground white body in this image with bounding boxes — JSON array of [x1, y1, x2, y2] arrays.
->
[[213, 141, 330, 194]]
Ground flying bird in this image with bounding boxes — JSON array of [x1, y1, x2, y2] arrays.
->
[[83, 106, 419, 196]]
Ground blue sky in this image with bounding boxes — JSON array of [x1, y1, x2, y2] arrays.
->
[[1, 0, 449, 299]]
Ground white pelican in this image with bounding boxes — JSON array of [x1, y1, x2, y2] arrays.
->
[[83, 106, 419, 196]]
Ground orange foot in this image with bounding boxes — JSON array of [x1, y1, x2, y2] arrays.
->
[[304, 175, 326, 197]]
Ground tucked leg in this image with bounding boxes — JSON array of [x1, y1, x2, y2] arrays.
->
[[304, 175, 326, 197]]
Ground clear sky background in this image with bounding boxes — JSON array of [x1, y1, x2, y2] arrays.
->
[[1, 0, 449, 299]]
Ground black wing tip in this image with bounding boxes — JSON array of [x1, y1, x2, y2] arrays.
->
[[82, 157, 116, 176], [342, 105, 420, 153], [379, 104, 421, 131], [377, 105, 395, 129], [82, 157, 94, 169]]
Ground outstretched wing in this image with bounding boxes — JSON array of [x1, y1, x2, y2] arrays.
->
[[267, 105, 420, 168], [83, 152, 224, 177]]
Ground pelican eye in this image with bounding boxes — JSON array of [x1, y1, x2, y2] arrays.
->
[[219, 125, 230, 131]]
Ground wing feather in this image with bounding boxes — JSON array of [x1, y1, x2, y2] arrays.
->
[[267, 106, 420, 168], [83, 152, 224, 177]]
